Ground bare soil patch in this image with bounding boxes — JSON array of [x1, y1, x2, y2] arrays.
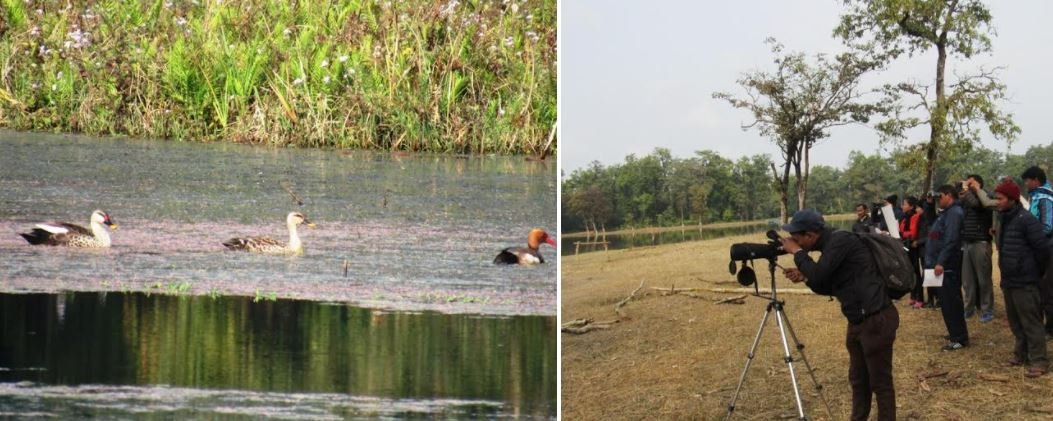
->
[[562, 234, 1053, 420]]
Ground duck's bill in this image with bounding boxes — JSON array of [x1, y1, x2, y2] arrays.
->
[[545, 237, 556, 247], [106, 221, 119, 230], [306, 222, 317, 228]]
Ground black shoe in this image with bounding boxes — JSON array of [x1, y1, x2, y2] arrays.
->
[[942, 341, 968, 352]]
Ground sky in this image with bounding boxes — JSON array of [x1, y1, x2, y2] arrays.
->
[[560, 0, 1053, 175]]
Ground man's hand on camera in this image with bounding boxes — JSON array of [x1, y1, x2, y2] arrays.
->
[[784, 268, 805, 283], [780, 237, 802, 254], [934, 264, 944, 276]]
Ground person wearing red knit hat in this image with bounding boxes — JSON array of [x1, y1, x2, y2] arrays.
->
[[994, 179, 1050, 377]]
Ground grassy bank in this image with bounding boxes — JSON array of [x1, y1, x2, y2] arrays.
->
[[562, 235, 1053, 420], [0, 0, 555, 155], [561, 213, 856, 239]]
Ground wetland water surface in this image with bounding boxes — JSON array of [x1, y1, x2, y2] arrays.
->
[[0, 292, 556, 418], [0, 131, 556, 316]]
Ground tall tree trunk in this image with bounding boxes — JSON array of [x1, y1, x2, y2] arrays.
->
[[797, 142, 811, 210], [772, 162, 790, 224], [925, 25, 950, 192], [803, 142, 811, 209]]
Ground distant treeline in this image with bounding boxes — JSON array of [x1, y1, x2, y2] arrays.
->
[[562, 144, 1053, 233], [0, 0, 555, 155]]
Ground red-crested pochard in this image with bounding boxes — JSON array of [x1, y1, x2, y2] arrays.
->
[[493, 228, 556, 265]]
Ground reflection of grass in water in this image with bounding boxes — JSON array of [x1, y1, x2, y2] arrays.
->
[[147, 281, 193, 296], [419, 292, 492, 305], [253, 289, 278, 303]]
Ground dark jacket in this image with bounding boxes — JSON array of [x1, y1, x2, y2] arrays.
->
[[794, 228, 889, 324], [997, 204, 1050, 289], [914, 211, 930, 251], [922, 199, 938, 228], [915, 201, 936, 251], [852, 215, 875, 234], [960, 190, 993, 242], [925, 200, 964, 270]]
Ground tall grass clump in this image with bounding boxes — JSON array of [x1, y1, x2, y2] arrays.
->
[[0, 0, 556, 156]]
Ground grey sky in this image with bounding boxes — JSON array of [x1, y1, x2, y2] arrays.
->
[[560, 0, 1053, 175]]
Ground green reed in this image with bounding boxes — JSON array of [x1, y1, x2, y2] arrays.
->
[[0, 0, 556, 156]]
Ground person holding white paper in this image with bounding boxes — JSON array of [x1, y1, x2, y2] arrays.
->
[[925, 185, 969, 351]]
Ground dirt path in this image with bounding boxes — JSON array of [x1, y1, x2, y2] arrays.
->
[[562, 234, 1053, 420]]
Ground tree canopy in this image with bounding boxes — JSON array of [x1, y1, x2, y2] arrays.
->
[[561, 143, 1053, 233], [713, 39, 884, 222], [835, 0, 1019, 192]]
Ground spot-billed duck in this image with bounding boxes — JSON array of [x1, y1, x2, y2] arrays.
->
[[223, 212, 316, 255], [20, 210, 118, 248]]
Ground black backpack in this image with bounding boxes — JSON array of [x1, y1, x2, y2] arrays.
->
[[855, 232, 916, 299]]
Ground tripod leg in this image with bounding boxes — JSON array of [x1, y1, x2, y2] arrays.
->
[[779, 306, 835, 420], [773, 305, 808, 420], [724, 303, 773, 421]]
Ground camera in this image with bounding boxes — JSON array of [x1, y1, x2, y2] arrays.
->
[[730, 240, 786, 261], [730, 230, 787, 261], [729, 230, 788, 286]]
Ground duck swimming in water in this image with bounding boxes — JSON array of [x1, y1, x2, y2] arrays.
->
[[223, 212, 316, 254], [493, 228, 556, 265], [19, 210, 118, 248]]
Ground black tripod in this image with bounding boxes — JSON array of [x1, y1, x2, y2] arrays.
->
[[725, 258, 832, 421]]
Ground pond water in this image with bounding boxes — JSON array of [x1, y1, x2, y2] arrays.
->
[[562, 220, 855, 256], [0, 130, 557, 316], [0, 292, 556, 419]]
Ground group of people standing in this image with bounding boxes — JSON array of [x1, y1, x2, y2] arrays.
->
[[777, 165, 1053, 421], [853, 166, 1053, 374]]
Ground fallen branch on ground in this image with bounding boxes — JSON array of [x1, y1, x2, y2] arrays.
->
[[615, 280, 646, 319], [561, 321, 618, 334], [651, 287, 703, 292], [562, 318, 591, 329], [1026, 406, 1053, 414], [978, 373, 1009, 383], [714, 294, 748, 304], [707, 287, 815, 295], [561, 317, 620, 334], [563, 281, 645, 335]]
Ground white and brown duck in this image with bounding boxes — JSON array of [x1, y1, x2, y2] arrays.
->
[[223, 212, 316, 254], [493, 228, 556, 265], [19, 210, 118, 248]]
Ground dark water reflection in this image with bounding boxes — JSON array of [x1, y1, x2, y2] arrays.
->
[[0, 292, 556, 419]]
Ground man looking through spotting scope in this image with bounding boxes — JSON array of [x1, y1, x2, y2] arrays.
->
[[778, 209, 898, 421]]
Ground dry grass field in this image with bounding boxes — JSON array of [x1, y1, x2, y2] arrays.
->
[[561, 233, 1053, 420]]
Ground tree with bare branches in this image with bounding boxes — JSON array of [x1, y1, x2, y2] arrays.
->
[[836, 0, 1020, 193], [713, 40, 883, 222]]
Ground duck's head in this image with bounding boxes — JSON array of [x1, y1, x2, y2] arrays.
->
[[287, 212, 316, 228], [527, 228, 556, 249], [92, 210, 118, 230]]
